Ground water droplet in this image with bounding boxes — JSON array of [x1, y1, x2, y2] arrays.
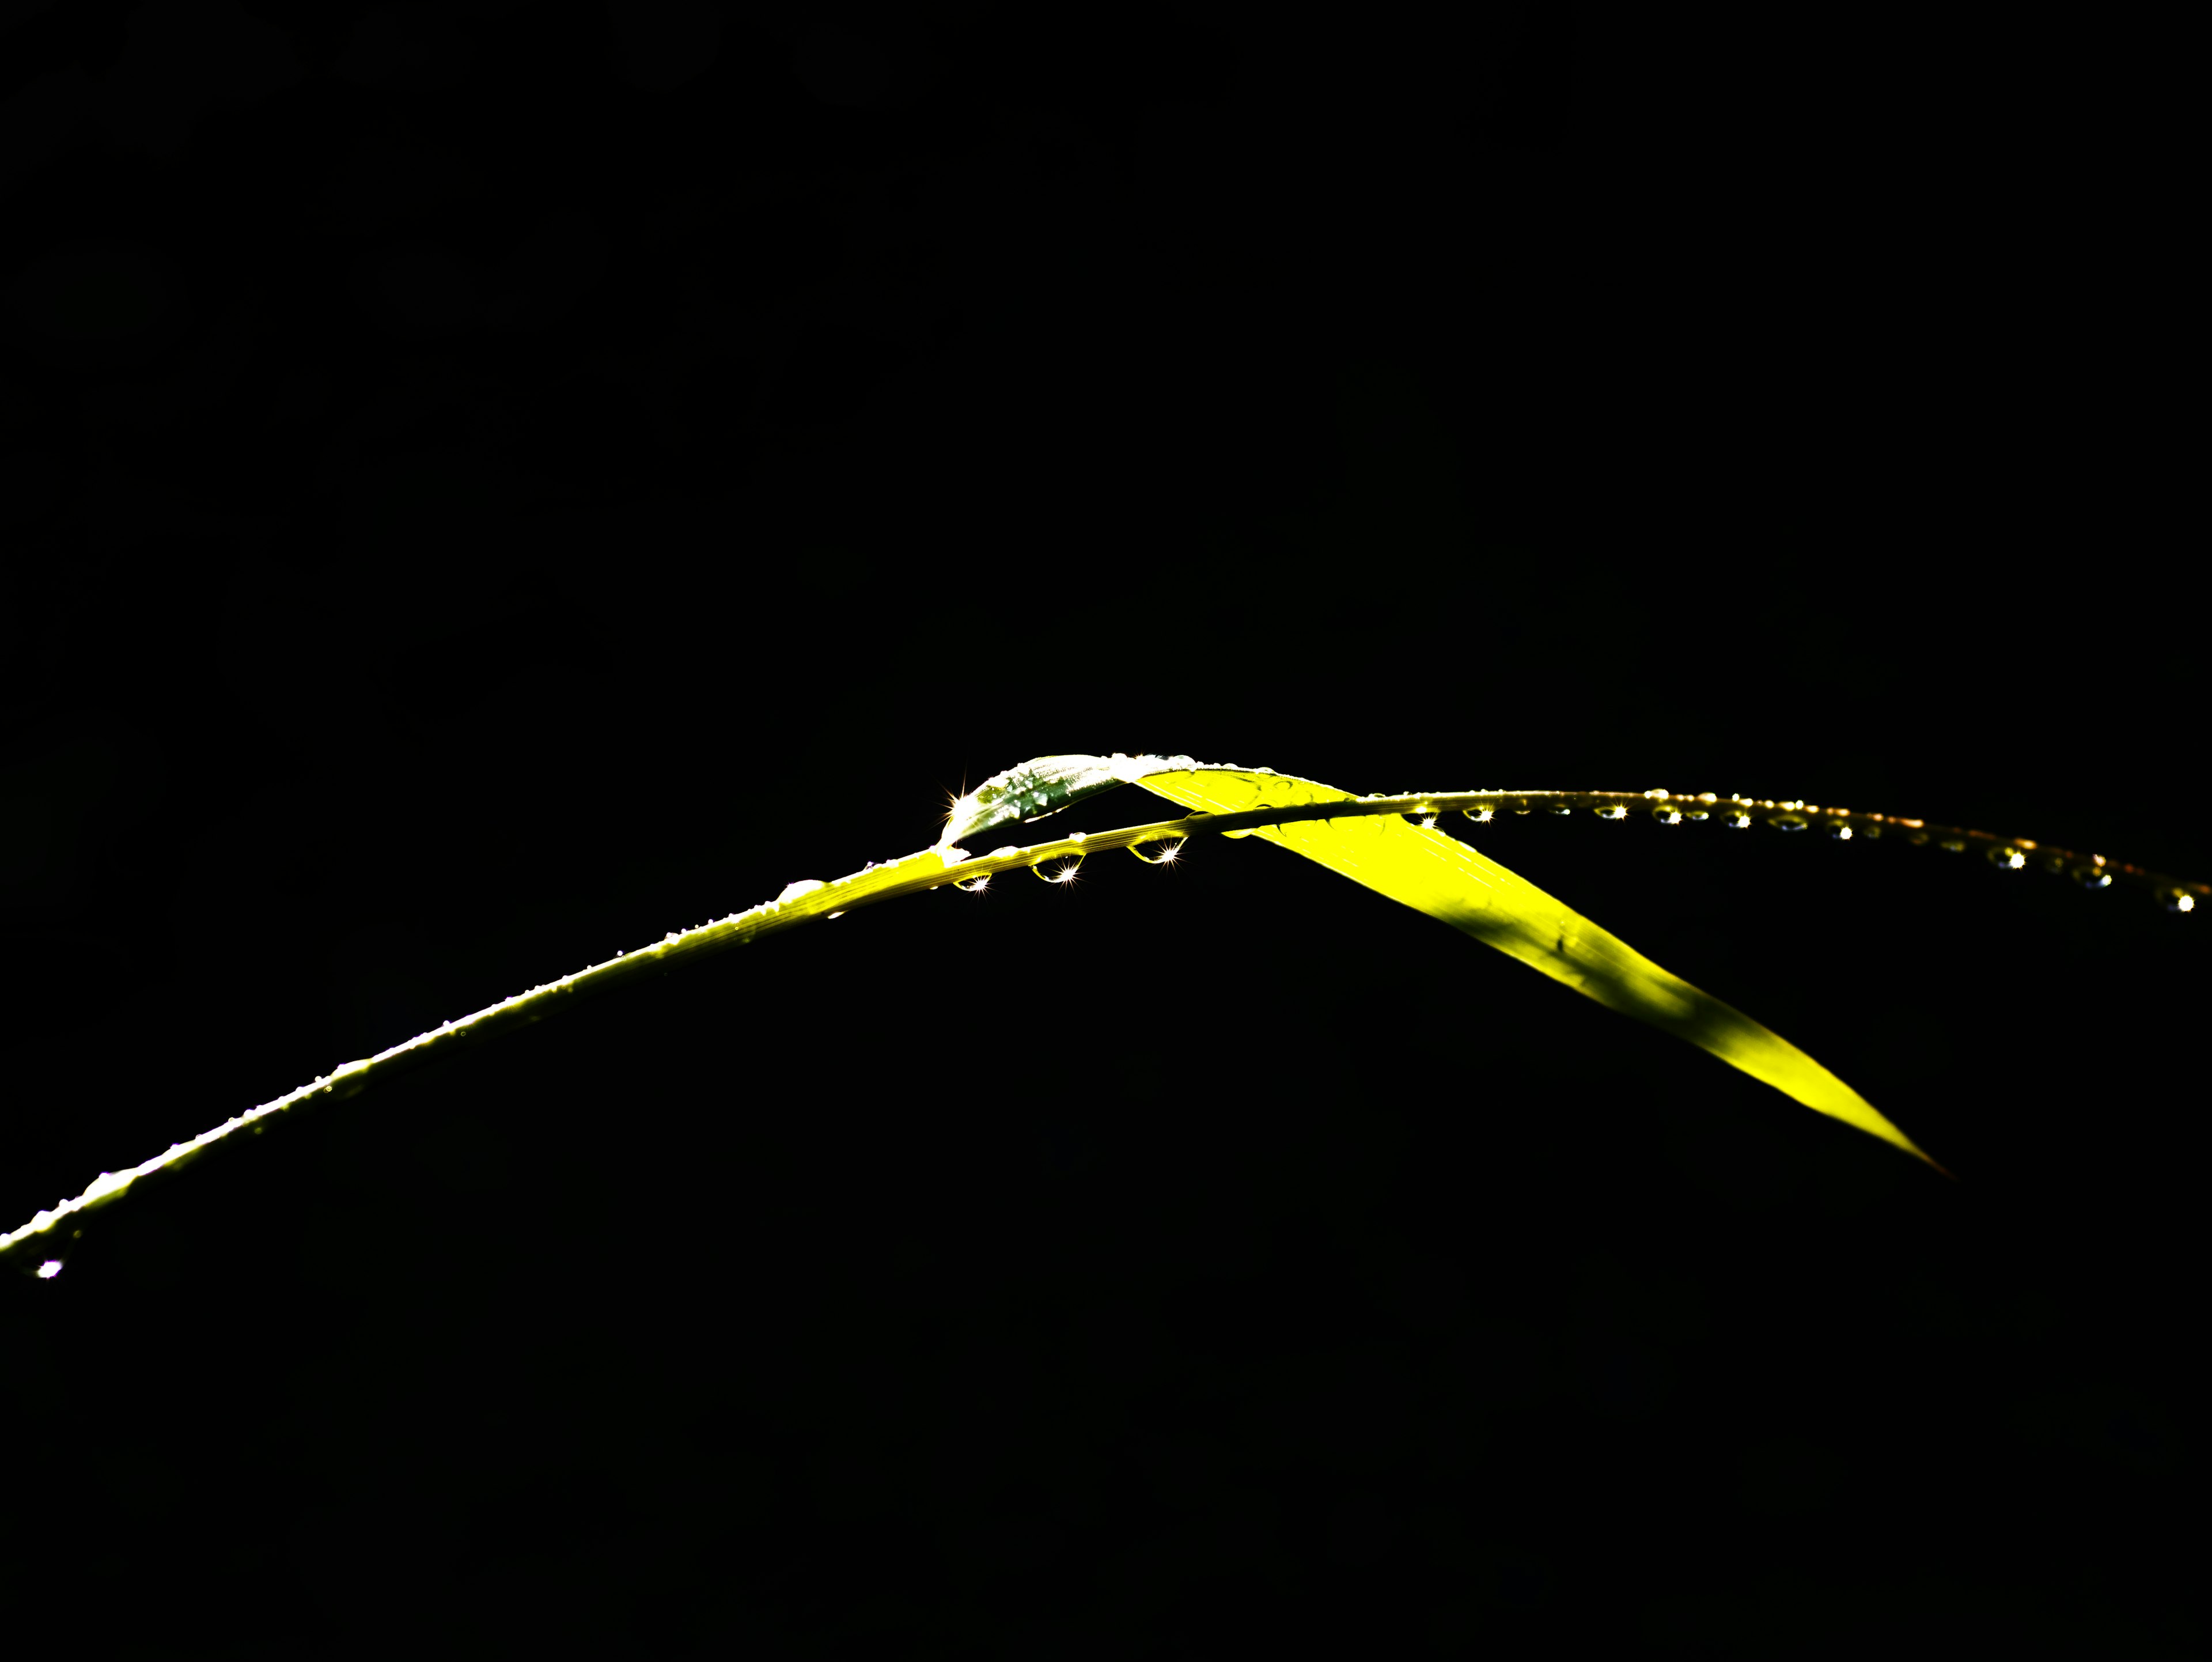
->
[[1545, 803, 1573, 815], [2161, 887, 2196, 913], [1593, 805, 1627, 819], [1463, 805, 1497, 822], [1830, 821, 1853, 841], [1643, 788, 1671, 800], [954, 874, 991, 894], [1727, 810, 1752, 828], [777, 879, 828, 902], [1650, 805, 1683, 825], [1034, 854, 1084, 884], [1221, 827, 1254, 839], [2072, 865, 2110, 889], [1766, 812, 1808, 832], [1986, 844, 2026, 869], [1938, 837, 1967, 853], [1129, 836, 1184, 865]]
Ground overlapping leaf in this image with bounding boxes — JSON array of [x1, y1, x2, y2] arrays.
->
[[1130, 764, 1946, 1173]]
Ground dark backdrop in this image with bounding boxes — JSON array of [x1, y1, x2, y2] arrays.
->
[[2, 4, 2202, 1656]]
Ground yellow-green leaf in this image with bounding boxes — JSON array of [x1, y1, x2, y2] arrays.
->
[[1131, 766, 1948, 1175]]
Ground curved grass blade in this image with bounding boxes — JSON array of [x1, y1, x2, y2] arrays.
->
[[1128, 764, 1950, 1175]]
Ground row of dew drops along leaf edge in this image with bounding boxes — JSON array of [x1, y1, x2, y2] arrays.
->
[[921, 787, 2198, 912], [1363, 788, 2198, 914], [781, 754, 2203, 913]]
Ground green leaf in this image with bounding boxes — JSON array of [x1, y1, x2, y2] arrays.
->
[[1130, 764, 1950, 1175]]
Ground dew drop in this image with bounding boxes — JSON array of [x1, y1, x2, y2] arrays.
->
[[1938, 837, 1967, 853], [1765, 812, 1809, 832], [2162, 887, 2196, 913], [2072, 865, 2111, 889], [1726, 810, 1752, 828], [1593, 805, 1627, 819], [1650, 805, 1683, 825], [955, 874, 991, 894], [777, 879, 828, 902], [1034, 854, 1084, 884], [1986, 844, 2026, 870], [1129, 836, 1184, 865], [1830, 821, 1853, 841], [1545, 803, 1573, 816], [1643, 788, 1671, 800]]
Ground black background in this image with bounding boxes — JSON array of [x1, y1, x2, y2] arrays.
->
[[1, 3, 2202, 1656]]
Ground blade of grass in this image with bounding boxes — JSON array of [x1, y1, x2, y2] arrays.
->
[[1128, 764, 1952, 1175], [17, 750, 2056, 1273]]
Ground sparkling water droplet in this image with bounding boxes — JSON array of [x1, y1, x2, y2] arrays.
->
[[1128, 836, 1184, 865], [1766, 812, 1808, 832], [2072, 865, 2111, 889], [2161, 887, 2195, 913], [1545, 803, 1573, 815], [1830, 821, 1854, 840], [954, 873, 991, 894], [1643, 788, 1671, 800], [1986, 844, 2026, 869], [1938, 837, 1967, 853], [777, 879, 828, 902], [1727, 809, 1752, 828], [1650, 805, 1683, 825], [1593, 805, 1627, 819], [1034, 854, 1084, 884]]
